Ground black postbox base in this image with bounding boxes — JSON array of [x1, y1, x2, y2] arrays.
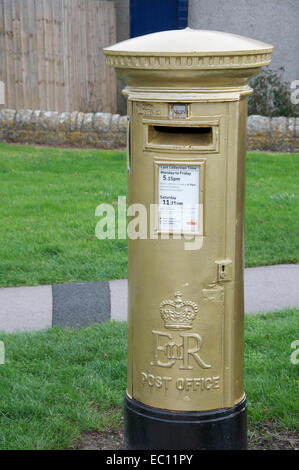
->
[[124, 394, 247, 450]]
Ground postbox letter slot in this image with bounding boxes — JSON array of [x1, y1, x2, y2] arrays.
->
[[148, 125, 213, 147]]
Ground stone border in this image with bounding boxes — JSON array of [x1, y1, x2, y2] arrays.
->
[[0, 109, 298, 151], [247, 115, 299, 152], [0, 265, 298, 333], [0, 109, 127, 149]]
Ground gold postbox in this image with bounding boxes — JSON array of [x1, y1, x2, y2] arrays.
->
[[104, 29, 273, 450]]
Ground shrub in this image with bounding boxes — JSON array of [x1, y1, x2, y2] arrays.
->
[[248, 67, 298, 117]]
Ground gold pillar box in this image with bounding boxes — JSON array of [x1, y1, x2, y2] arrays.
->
[[104, 29, 273, 450]]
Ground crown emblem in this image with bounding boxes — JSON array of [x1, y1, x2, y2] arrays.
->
[[160, 291, 198, 331]]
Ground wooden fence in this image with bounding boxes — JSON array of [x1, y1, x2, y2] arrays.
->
[[0, 0, 117, 113]]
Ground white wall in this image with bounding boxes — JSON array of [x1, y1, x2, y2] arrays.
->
[[189, 0, 299, 83]]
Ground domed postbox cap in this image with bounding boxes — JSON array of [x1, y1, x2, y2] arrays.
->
[[104, 29, 273, 88]]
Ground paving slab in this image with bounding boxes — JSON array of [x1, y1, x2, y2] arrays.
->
[[52, 282, 110, 328], [0, 285, 52, 333], [244, 264, 299, 314], [109, 279, 128, 322]]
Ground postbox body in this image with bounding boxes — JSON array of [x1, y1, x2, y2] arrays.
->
[[104, 29, 273, 449], [126, 97, 247, 412]]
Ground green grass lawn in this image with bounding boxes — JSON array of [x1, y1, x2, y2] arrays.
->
[[245, 152, 299, 267], [0, 309, 297, 450], [0, 144, 298, 287], [0, 145, 128, 287]]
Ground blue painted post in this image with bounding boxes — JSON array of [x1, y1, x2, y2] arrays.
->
[[130, 0, 188, 38]]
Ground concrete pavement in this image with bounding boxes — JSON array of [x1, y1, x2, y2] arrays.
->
[[0, 264, 298, 333], [244, 264, 299, 314]]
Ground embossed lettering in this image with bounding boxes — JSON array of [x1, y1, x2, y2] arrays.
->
[[150, 330, 176, 367], [179, 333, 211, 370], [175, 376, 220, 392], [151, 330, 211, 370], [141, 372, 172, 390], [137, 103, 162, 116]]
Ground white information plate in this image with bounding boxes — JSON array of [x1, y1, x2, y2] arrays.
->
[[158, 165, 200, 232]]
